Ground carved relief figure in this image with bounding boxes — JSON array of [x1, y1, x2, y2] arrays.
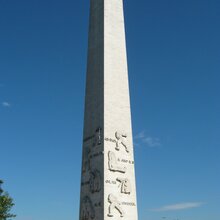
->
[[116, 178, 131, 194], [89, 169, 101, 193], [115, 131, 130, 153], [82, 148, 91, 173], [108, 151, 126, 173], [93, 127, 102, 147], [81, 196, 95, 220], [107, 194, 124, 218]]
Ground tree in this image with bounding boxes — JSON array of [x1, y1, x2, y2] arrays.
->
[[0, 180, 16, 220]]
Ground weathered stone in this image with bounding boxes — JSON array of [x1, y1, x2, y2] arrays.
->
[[79, 0, 138, 219]]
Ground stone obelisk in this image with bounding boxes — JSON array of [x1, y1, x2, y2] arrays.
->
[[79, 0, 138, 219]]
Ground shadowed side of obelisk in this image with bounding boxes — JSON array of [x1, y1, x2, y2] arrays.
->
[[79, 0, 104, 220]]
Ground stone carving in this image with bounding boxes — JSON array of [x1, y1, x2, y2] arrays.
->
[[82, 148, 91, 173], [81, 196, 95, 220], [93, 127, 102, 147], [116, 178, 131, 194], [107, 194, 124, 218], [89, 169, 101, 193], [115, 131, 130, 153], [108, 151, 126, 173]]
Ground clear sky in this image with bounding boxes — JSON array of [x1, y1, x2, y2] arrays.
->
[[0, 0, 219, 220]]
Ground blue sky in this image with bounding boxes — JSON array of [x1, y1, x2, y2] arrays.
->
[[0, 0, 219, 220]]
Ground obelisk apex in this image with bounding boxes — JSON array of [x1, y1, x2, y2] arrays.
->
[[80, 0, 138, 219]]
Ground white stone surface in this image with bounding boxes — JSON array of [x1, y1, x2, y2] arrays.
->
[[80, 0, 138, 219]]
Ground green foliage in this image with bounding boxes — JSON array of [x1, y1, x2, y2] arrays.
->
[[0, 180, 16, 220]]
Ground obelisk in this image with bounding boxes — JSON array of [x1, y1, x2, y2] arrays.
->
[[79, 0, 138, 219]]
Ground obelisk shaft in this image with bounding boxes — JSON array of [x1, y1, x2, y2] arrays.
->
[[80, 0, 138, 219]]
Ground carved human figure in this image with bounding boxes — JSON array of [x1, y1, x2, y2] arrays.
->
[[93, 127, 102, 147], [108, 151, 126, 173], [82, 148, 91, 173], [115, 131, 130, 153], [81, 196, 95, 220], [116, 178, 131, 194], [107, 194, 124, 218], [89, 169, 101, 193]]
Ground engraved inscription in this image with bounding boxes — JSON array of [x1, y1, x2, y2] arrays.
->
[[118, 158, 134, 165], [107, 194, 124, 218], [115, 131, 130, 153], [89, 169, 101, 193], [105, 180, 117, 185], [108, 151, 126, 173], [105, 137, 117, 143], [94, 202, 102, 207], [116, 178, 131, 194], [89, 151, 103, 160], [93, 127, 102, 147], [83, 127, 102, 146], [81, 196, 95, 220], [121, 202, 136, 206]]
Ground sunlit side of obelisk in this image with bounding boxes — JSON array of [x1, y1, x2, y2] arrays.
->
[[79, 0, 138, 219]]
